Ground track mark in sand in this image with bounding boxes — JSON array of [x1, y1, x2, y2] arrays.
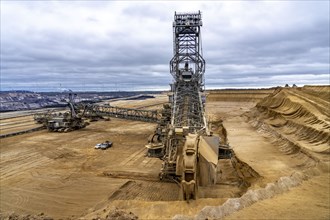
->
[[108, 180, 179, 201], [7, 190, 31, 207], [137, 154, 161, 168], [140, 157, 159, 168], [125, 147, 147, 166], [103, 170, 159, 182], [0, 157, 51, 180], [0, 151, 52, 180], [0, 119, 34, 127], [119, 147, 146, 166], [0, 122, 40, 132], [0, 200, 33, 213]]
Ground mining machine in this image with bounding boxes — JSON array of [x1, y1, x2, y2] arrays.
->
[[146, 11, 221, 200], [34, 93, 89, 132]]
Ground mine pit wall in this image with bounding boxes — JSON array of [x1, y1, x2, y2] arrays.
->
[[301, 85, 330, 102], [213, 121, 261, 189], [206, 89, 274, 102], [242, 87, 329, 173], [204, 92, 264, 193], [230, 155, 260, 186], [248, 86, 330, 156]]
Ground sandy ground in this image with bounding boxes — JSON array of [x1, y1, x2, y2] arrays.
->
[[0, 115, 40, 135], [223, 174, 329, 220], [0, 96, 165, 219], [0, 87, 329, 220]]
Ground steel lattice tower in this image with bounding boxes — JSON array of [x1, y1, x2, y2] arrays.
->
[[169, 11, 207, 130], [170, 11, 205, 87]]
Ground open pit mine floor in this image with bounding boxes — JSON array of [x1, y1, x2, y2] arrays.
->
[[1, 88, 329, 220]]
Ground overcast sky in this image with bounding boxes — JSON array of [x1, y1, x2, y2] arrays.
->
[[1, 1, 329, 92]]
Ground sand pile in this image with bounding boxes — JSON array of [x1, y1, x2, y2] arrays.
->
[[246, 86, 329, 155], [91, 208, 138, 220]]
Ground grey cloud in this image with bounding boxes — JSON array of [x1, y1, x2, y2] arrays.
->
[[0, 1, 329, 91]]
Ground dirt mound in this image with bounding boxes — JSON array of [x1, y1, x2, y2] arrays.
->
[[95, 208, 138, 220], [0, 212, 53, 220], [41, 147, 81, 160], [246, 86, 330, 155], [1, 209, 140, 220]]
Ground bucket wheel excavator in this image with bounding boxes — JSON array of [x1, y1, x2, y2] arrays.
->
[[146, 11, 221, 200], [34, 93, 89, 132]]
